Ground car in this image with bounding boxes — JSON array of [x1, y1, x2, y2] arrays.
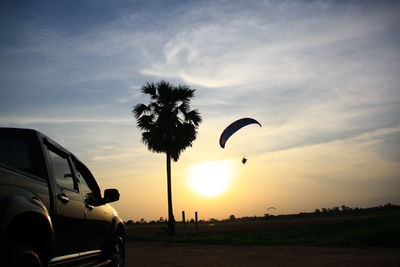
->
[[0, 127, 125, 266]]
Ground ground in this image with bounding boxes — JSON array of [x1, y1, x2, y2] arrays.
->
[[125, 241, 400, 266]]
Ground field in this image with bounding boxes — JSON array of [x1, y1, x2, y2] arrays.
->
[[126, 210, 400, 247], [124, 211, 400, 266], [125, 241, 400, 266]]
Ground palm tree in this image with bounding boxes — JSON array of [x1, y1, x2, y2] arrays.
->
[[132, 80, 202, 234]]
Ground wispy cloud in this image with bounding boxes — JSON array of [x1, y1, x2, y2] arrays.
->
[[0, 0, 399, 219], [141, 1, 399, 88], [0, 116, 131, 125]]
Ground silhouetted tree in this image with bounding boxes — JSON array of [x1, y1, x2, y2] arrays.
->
[[133, 80, 202, 235], [341, 205, 351, 212], [229, 215, 236, 221], [209, 218, 218, 223]]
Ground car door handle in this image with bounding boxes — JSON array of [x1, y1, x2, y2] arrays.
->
[[57, 193, 70, 203], [86, 203, 94, 210]]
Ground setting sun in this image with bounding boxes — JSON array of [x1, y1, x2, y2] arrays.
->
[[188, 161, 233, 197]]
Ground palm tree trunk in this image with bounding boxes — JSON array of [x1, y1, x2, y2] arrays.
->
[[166, 152, 175, 235]]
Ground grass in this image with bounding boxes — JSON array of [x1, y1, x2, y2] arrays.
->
[[126, 212, 400, 247]]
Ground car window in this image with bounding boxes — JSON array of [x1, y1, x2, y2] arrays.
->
[[73, 159, 100, 201], [0, 139, 32, 172], [77, 172, 98, 201], [0, 131, 46, 178], [49, 149, 76, 191]]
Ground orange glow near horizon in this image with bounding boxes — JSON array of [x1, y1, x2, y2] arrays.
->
[[187, 160, 234, 197]]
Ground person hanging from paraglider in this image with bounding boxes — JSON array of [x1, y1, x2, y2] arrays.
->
[[219, 118, 262, 165]]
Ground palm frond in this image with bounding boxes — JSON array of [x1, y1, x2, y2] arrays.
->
[[175, 85, 194, 101], [142, 131, 165, 153], [157, 80, 174, 106], [141, 82, 157, 99], [177, 102, 189, 114], [169, 123, 197, 161], [137, 114, 154, 131], [149, 102, 161, 114], [185, 109, 202, 126], [132, 103, 150, 118]]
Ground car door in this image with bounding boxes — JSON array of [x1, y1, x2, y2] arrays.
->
[[46, 145, 86, 256], [72, 157, 111, 251]]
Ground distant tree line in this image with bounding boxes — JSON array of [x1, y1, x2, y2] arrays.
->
[[125, 216, 207, 225], [313, 203, 398, 215], [124, 203, 399, 225], [125, 217, 167, 225]]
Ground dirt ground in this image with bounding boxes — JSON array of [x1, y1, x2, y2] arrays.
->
[[125, 241, 400, 266]]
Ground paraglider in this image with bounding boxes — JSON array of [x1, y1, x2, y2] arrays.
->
[[219, 118, 262, 148], [267, 207, 276, 211], [219, 118, 262, 164]]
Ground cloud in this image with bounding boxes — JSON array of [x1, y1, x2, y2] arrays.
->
[[140, 1, 400, 89], [1, 0, 399, 171], [0, 116, 131, 125]]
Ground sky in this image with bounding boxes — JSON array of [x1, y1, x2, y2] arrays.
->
[[1, 0, 399, 222]]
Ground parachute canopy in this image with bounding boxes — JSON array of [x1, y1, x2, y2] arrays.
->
[[219, 118, 262, 148]]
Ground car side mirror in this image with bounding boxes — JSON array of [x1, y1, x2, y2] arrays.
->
[[104, 189, 120, 203]]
